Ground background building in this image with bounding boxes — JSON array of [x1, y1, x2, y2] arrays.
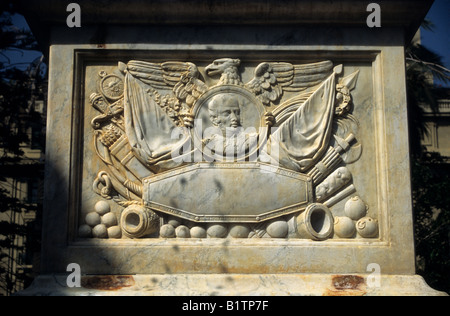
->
[[422, 94, 450, 159]]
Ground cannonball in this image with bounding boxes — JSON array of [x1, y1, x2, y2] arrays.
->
[[175, 225, 191, 238], [190, 226, 207, 238], [107, 226, 122, 239], [160, 224, 176, 238], [78, 224, 92, 238], [356, 217, 379, 238], [168, 218, 182, 228], [344, 196, 368, 220], [85, 212, 101, 227], [266, 220, 288, 238], [207, 224, 228, 238], [101, 212, 118, 227], [92, 224, 108, 238], [229, 225, 250, 238], [95, 200, 111, 216], [334, 216, 356, 238]]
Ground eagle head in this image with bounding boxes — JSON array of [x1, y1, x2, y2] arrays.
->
[[205, 58, 241, 77]]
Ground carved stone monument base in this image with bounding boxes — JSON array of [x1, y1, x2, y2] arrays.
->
[[19, 274, 446, 296], [17, 0, 445, 297]]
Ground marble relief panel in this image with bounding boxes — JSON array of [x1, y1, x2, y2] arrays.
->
[[76, 53, 379, 241]]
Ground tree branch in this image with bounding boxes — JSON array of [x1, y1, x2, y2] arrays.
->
[[406, 57, 450, 73], [416, 220, 450, 247]]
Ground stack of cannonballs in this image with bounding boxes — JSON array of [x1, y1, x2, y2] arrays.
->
[[78, 201, 122, 239], [334, 196, 378, 239]]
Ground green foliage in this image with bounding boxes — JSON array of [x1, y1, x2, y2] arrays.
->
[[411, 153, 450, 293]]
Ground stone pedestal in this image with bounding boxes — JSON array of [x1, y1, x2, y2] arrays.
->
[[17, 0, 446, 296], [20, 274, 446, 296]]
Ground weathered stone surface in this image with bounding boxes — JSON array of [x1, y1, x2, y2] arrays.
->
[[17, 0, 433, 43], [18, 274, 447, 296], [144, 163, 313, 223]]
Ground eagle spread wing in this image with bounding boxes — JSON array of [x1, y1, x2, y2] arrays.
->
[[127, 60, 189, 88], [126, 60, 207, 108], [245, 61, 333, 106]]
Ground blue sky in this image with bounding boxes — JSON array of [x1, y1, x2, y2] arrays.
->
[[421, 0, 450, 87], [1, 13, 43, 72]]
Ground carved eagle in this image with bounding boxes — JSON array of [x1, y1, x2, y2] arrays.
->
[[204, 58, 334, 106], [205, 58, 242, 86]]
